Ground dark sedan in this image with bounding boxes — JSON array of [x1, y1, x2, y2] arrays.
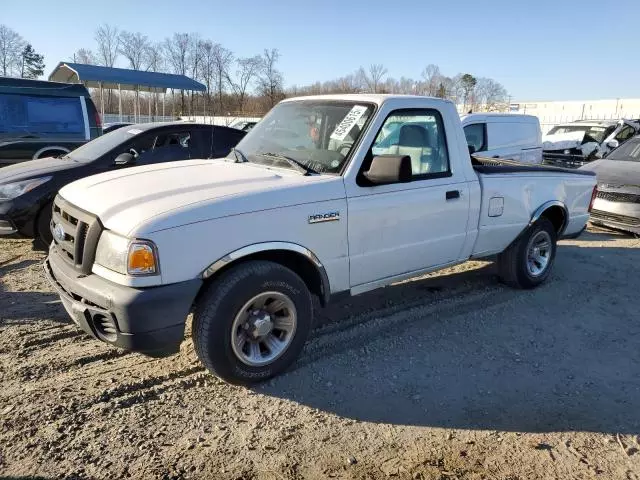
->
[[580, 135, 640, 235], [0, 122, 245, 247]]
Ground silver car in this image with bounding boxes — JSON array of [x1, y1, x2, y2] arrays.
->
[[580, 136, 640, 234]]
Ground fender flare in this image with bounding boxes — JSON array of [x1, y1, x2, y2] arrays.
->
[[529, 200, 568, 235], [201, 242, 331, 305]]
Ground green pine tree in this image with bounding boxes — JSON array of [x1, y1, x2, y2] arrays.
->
[[21, 44, 45, 79]]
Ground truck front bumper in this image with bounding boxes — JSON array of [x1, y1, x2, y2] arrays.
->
[[44, 251, 202, 356]]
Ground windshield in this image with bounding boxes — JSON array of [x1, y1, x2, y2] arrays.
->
[[606, 137, 640, 161], [546, 125, 611, 144], [65, 127, 146, 162], [228, 101, 375, 174]]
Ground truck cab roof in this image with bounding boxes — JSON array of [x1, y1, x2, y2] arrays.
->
[[280, 93, 456, 107]]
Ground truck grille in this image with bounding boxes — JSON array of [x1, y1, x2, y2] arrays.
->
[[596, 191, 640, 204], [51, 195, 103, 274], [591, 209, 640, 227]]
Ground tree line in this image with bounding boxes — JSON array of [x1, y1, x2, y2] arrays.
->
[[0, 24, 45, 79], [1, 23, 510, 117]]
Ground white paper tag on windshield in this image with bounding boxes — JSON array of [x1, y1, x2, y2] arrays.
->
[[330, 105, 368, 141], [127, 128, 143, 135]]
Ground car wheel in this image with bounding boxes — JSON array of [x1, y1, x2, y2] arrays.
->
[[192, 260, 313, 385], [35, 201, 53, 250], [497, 217, 557, 289]]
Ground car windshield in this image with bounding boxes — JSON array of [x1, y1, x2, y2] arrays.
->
[[606, 137, 640, 161], [227, 100, 374, 174], [65, 126, 147, 162], [547, 125, 610, 144]]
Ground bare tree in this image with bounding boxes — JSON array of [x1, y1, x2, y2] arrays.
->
[[199, 40, 218, 116], [73, 48, 96, 64], [118, 31, 151, 119], [397, 76, 418, 94], [145, 43, 165, 118], [257, 48, 284, 108], [474, 77, 508, 111], [164, 33, 192, 114], [118, 31, 149, 70], [95, 24, 119, 112], [358, 64, 388, 93], [213, 45, 233, 110], [145, 43, 164, 72], [421, 64, 441, 96], [95, 24, 119, 67], [335, 74, 362, 93], [226, 56, 261, 112], [0, 24, 25, 77], [189, 35, 203, 114]]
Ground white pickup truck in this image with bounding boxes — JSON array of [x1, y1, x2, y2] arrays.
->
[[44, 94, 597, 384]]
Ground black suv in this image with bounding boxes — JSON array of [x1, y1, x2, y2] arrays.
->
[[0, 77, 102, 166]]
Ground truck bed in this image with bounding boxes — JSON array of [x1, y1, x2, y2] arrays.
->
[[471, 155, 596, 177]]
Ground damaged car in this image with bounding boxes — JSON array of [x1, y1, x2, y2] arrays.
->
[[542, 119, 639, 168], [580, 135, 640, 235]]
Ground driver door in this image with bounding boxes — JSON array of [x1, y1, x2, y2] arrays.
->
[[346, 108, 470, 289]]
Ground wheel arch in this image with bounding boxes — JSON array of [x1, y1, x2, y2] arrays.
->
[[199, 242, 331, 306], [32, 146, 70, 160], [529, 200, 568, 235]]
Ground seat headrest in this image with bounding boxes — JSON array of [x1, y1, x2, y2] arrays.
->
[[399, 124, 429, 147]]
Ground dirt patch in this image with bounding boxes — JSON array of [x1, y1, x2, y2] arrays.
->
[[1, 230, 640, 479]]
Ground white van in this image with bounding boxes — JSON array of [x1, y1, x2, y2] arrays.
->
[[461, 113, 542, 164]]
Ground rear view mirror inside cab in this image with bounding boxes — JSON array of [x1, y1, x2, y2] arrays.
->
[[363, 155, 412, 184]]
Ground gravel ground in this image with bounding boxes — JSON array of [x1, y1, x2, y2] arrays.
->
[[1, 227, 640, 480]]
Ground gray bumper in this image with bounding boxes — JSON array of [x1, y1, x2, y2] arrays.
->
[[44, 250, 202, 355], [590, 198, 640, 235]]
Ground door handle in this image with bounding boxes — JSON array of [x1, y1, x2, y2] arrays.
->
[[446, 190, 460, 200]]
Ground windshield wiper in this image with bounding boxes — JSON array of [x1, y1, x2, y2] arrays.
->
[[230, 147, 249, 163], [258, 152, 318, 175]]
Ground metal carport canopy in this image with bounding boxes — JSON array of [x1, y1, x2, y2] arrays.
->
[[48, 62, 206, 93]]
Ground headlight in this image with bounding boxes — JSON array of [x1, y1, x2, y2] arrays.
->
[[0, 176, 51, 200], [95, 230, 159, 276]]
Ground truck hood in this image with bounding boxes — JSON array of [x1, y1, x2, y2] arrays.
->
[[542, 131, 585, 151], [58, 159, 346, 236], [579, 159, 640, 191]]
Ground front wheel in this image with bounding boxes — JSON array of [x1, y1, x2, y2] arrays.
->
[[35, 201, 53, 250], [192, 260, 313, 384], [497, 217, 557, 289]]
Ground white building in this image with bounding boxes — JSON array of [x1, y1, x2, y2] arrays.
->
[[509, 98, 640, 133]]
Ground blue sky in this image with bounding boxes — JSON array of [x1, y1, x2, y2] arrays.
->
[[3, 0, 638, 101]]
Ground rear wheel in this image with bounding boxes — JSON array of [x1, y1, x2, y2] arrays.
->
[[497, 217, 557, 289], [192, 260, 313, 384], [35, 201, 53, 250]]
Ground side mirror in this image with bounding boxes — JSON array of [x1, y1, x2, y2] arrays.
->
[[363, 155, 412, 184], [468, 144, 476, 155], [606, 139, 619, 150], [114, 152, 134, 166]]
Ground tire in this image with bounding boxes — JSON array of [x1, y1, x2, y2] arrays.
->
[[34, 201, 53, 250], [497, 217, 557, 289], [192, 260, 313, 385]]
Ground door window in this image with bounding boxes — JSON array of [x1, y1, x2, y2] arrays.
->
[[463, 123, 486, 153], [615, 125, 635, 144], [370, 109, 450, 177]]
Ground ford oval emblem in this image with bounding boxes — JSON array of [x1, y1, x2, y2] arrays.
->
[[53, 223, 65, 242]]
